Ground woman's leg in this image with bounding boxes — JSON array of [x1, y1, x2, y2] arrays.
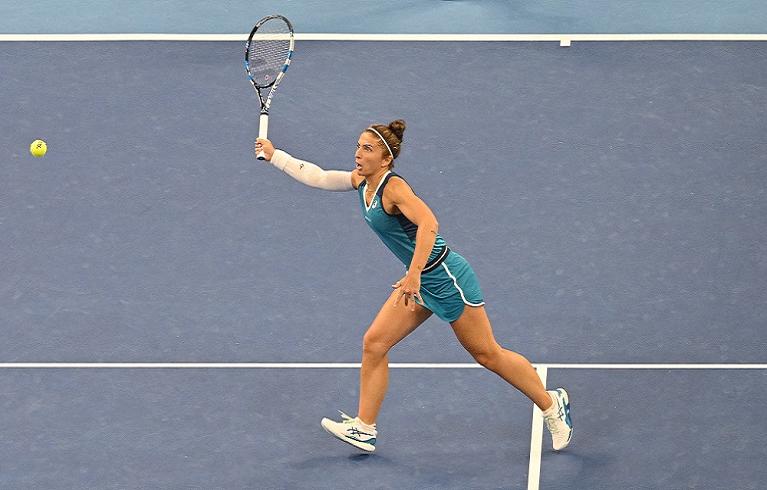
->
[[450, 305, 553, 411], [357, 290, 432, 425]]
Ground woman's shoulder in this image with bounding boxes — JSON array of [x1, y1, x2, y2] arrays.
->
[[382, 173, 416, 199], [386, 173, 412, 189], [351, 169, 364, 189]]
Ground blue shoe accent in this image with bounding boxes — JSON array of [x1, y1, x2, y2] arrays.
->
[[345, 427, 376, 446], [346, 435, 376, 446], [557, 388, 573, 428]]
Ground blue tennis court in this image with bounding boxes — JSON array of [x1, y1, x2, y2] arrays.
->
[[1, 2, 766, 488]]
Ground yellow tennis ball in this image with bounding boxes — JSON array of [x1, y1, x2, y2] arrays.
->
[[30, 139, 47, 157]]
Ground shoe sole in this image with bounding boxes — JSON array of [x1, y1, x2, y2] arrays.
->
[[321, 418, 376, 453]]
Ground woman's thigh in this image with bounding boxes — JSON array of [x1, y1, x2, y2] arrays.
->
[[363, 290, 433, 351]]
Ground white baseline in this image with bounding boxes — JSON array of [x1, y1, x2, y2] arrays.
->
[[0, 34, 766, 42], [0, 362, 764, 369]]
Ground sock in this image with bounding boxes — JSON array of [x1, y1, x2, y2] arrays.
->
[[541, 392, 558, 418]]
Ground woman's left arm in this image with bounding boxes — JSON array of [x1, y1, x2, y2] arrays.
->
[[386, 178, 439, 308]]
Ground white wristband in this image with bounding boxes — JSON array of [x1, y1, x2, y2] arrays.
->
[[269, 150, 354, 192]]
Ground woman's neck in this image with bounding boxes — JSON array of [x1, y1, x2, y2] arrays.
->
[[365, 168, 390, 190]]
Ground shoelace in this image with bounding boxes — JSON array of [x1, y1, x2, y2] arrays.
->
[[544, 400, 565, 435], [338, 410, 356, 424], [545, 414, 564, 435], [337, 410, 376, 431]]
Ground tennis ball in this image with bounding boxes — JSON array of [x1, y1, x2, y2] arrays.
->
[[30, 139, 47, 157]]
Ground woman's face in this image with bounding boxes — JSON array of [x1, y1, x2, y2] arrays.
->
[[355, 131, 391, 176]]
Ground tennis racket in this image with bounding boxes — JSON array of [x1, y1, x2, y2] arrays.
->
[[244, 14, 295, 160]]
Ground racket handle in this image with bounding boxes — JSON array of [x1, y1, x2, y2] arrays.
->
[[257, 114, 269, 160]]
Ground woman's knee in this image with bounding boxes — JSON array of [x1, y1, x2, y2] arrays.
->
[[362, 331, 392, 358], [471, 344, 503, 370]]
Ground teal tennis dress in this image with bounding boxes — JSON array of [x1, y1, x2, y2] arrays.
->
[[358, 171, 484, 322]]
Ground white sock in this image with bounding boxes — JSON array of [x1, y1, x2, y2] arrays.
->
[[357, 418, 376, 431], [541, 392, 557, 418]]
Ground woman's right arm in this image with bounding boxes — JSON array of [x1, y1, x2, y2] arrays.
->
[[255, 138, 356, 192]]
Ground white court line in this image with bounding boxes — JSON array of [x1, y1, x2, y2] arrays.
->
[[0, 362, 764, 369], [0, 362, 480, 369], [541, 363, 767, 369], [527, 366, 548, 490], [0, 33, 766, 42], [1, 361, 762, 485]]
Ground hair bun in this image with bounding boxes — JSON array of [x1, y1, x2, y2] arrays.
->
[[388, 119, 406, 141]]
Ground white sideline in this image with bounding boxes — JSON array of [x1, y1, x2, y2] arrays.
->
[[527, 366, 548, 490]]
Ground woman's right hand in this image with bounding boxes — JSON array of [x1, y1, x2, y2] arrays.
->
[[255, 138, 275, 161]]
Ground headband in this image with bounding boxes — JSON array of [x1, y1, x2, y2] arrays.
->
[[367, 127, 394, 159]]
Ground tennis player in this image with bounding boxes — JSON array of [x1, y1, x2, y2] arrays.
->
[[255, 120, 572, 453]]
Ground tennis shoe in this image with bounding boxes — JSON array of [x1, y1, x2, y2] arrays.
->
[[321, 411, 377, 452], [543, 388, 573, 451]]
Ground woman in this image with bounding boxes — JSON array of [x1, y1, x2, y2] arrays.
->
[[256, 120, 572, 453]]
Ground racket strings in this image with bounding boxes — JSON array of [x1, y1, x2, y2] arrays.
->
[[247, 20, 292, 88]]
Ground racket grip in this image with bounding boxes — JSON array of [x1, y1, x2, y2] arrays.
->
[[257, 114, 269, 160]]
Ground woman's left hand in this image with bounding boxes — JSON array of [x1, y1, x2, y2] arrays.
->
[[392, 271, 423, 311]]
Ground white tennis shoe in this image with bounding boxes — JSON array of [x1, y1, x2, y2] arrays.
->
[[321, 411, 377, 453], [543, 388, 573, 451]]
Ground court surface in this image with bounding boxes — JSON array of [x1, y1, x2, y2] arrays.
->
[[2, 4, 766, 489]]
